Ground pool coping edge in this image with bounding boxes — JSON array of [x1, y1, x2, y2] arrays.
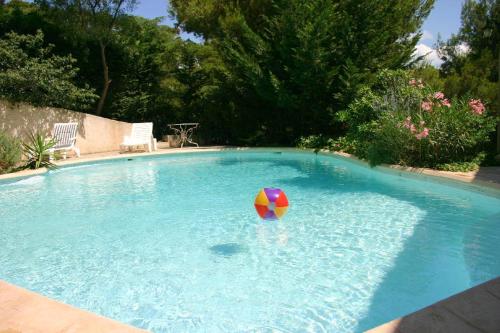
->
[[1, 146, 499, 198]]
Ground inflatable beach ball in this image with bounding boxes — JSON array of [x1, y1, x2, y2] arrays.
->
[[254, 188, 289, 220]]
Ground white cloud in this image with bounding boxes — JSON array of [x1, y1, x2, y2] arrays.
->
[[456, 43, 470, 55], [421, 30, 434, 42], [413, 44, 443, 68]]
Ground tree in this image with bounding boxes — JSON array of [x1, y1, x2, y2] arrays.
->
[[169, 0, 273, 40], [108, 16, 179, 132], [171, 0, 435, 144], [0, 30, 97, 110], [36, 0, 137, 115], [438, 0, 500, 153]]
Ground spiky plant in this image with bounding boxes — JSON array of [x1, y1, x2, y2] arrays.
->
[[23, 132, 57, 169]]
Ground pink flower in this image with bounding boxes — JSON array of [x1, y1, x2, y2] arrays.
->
[[403, 116, 411, 128], [402, 117, 417, 133], [410, 79, 424, 88], [421, 101, 433, 112], [469, 99, 485, 115], [442, 99, 451, 108], [415, 128, 430, 140], [434, 92, 445, 100]]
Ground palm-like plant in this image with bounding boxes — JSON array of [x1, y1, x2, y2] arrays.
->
[[23, 132, 57, 169]]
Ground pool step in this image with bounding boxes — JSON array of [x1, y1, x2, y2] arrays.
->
[[366, 277, 500, 333]]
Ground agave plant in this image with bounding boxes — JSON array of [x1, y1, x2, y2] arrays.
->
[[23, 132, 57, 169]]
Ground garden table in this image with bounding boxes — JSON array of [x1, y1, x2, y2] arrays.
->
[[168, 123, 200, 148]]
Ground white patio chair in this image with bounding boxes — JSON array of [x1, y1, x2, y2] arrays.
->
[[120, 122, 156, 153], [49, 122, 80, 159]]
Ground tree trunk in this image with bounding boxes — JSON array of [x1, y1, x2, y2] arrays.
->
[[96, 41, 111, 116]]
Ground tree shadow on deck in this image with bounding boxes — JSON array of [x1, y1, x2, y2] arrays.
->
[[470, 166, 500, 187]]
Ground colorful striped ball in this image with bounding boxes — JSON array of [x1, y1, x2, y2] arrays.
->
[[254, 188, 289, 220]]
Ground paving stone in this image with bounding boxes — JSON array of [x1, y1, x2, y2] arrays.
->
[[366, 278, 500, 333]]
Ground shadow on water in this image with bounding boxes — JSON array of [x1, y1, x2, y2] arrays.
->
[[354, 209, 500, 332], [209, 243, 246, 257], [242, 152, 500, 331]]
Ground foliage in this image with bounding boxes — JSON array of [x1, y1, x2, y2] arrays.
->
[[0, 30, 97, 110], [411, 64, 445, 91], [438, 0, 500, 116], [35, 0, 137, 43], [22, 132, 57, 169], [436, 161, 480, 172], [171, 0, 434, 144], [0, 131, 22, 174], [106, 16, 233, 141], [326, 135, 363, 155], [343, 71, 497, 167], [2, 0, 497, 164], [108, 18, 175, 125], [163, 41, 235, 144], [1, 1, 233, 142], [35, 0, 138, 115], [170, 0, 273, 40], [296, 135, 327, 149]]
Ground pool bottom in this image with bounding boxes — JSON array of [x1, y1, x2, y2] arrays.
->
[[0, 150, 499, 332]]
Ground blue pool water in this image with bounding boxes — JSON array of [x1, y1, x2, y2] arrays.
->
[[1, 151, 499, 332]]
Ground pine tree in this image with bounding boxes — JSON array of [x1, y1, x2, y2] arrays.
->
[[171, 0, 434, 143]]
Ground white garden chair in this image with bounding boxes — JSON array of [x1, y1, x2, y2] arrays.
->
[[49, 122, 80, 159], [120, 122, 156, 153]]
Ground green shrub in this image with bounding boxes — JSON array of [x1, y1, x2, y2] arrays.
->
[[296, 135, 328, 149], [325, 135, 361, 154], [22, 132, 57, 170], [435, 153, 486, 172], [0, 131, 22, 174], [435, 162, 480, 172], [0, 31, 98, 111], [345, 70, 497, 168]]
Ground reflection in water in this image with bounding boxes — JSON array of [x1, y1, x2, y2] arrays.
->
[[256, 221, 289, 246]]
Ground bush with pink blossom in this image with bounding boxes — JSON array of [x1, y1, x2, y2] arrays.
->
[[339, 70, 497, 168]]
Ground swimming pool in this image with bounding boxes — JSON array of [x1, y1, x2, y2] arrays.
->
[[1, 150, 499, 332]]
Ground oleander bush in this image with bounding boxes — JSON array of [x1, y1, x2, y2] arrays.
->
[[299, 70, 497, 170], [363, 72, 496, 167], [0, 131, 22, 174]]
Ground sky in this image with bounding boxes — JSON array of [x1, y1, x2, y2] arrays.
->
[[132, 0, 202, 41], [416, 0, 464, 66], [133, 0, 464, 67]]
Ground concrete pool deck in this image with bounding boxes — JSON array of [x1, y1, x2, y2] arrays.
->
[[1, 145, 500, 332], [366, 277, 500, 333], [0, 280, 146, 333]]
